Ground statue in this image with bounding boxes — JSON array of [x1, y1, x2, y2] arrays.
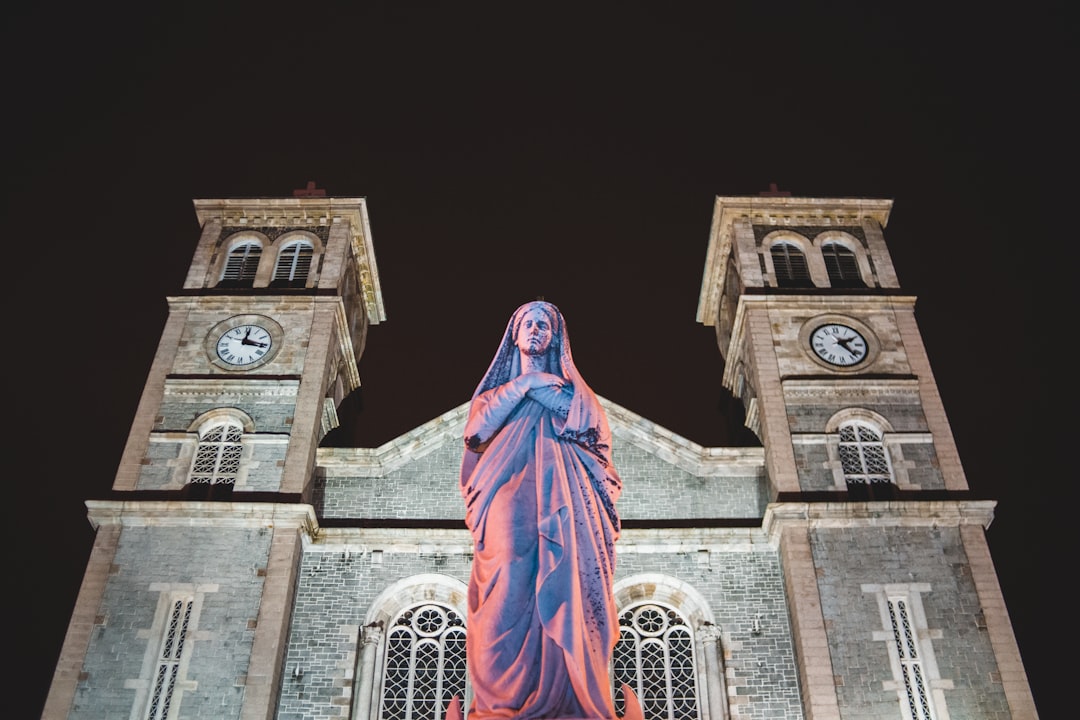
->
[[452, 300, 640, 720]]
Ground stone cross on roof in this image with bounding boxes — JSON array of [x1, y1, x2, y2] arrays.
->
[[293, 181, 327, 197], [758, 182, 791, 197]]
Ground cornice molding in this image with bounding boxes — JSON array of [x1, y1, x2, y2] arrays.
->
[[162, 378, 300, 397], [763, 500, 997, 545], [319, 404, 470, 476], [782, 378, 922, 402], [601, 398, 766, 477], [697, 195, 894, 327], [85, 500, 316, 530], [310, 525, 773, 554]]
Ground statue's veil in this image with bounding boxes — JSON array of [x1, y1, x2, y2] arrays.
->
[[469, 301, 613, 465]]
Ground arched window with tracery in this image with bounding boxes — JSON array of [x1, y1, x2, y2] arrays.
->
[[189, 421, 243, 488], [838, 421, 896, 499], [821, 241, 865, 288], [613, 603, 699, 720], [272, 239, 315, 287], [770, 241, 813, 288], [220, 240, 262, 286], [380, 603, 467, 720]]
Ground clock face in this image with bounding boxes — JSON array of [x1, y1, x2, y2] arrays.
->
[[810, 323, 868, 367], [216, 324, 274, 366]]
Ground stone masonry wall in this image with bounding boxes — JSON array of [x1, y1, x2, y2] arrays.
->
[[316, 434, 765, 521], [811, 525, 1009, 719], [277, 534, 803, 720], [70, 525, 271, 720], [614, 441, 766, 519]]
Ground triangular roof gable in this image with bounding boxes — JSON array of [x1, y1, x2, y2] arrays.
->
[[317, 396, 763, 479]]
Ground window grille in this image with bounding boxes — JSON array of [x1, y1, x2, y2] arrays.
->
[[838, 422, 892, 486], [821, 242, 865, 288], [189, 423, 243, 486], [613, 604, 698, 720], [146, 597, 193, 720], [770, 242, 813, 288], [380, 604, 467, 720], [221, 242, 262, 284], [887, 595, 937, 720], [273, 240, 314, 284]]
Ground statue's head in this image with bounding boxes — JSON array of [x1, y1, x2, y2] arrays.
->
[[511, 301, 562, 357]]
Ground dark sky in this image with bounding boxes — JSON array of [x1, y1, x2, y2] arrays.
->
[[6, 3, 1068, 718]]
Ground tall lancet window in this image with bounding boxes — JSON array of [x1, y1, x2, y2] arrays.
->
[[612, 603, 698, 720], [146, 596, 193, 720], [887, 594, 938, 720], [380, 603, 467, 720]]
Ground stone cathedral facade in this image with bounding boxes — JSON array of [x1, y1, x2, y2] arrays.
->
[[42, 193, 1038, 720]]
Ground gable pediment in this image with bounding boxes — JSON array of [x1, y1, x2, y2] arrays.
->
[[317, 396, 763, 480]]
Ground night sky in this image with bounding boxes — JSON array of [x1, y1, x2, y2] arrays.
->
[[6, 4, 1068, 717]]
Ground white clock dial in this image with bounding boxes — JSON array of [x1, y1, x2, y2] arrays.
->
[[216, 324, 273, 366], [810, 323, 868, 367]]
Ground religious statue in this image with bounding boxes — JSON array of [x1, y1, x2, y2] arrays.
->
[[452, 300, 641, 720]]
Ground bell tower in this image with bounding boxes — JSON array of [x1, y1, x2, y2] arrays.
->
[[697, 191, 1038, 719], [42, 189, 384, 719], [695, 192, 941, 499]]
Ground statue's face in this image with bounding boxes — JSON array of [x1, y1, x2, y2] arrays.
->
[[516, 308, 554, 356]]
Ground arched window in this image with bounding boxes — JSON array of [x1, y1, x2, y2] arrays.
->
[[189, 421, 243, 491], [272, 239, 315, 287], [821, 241, 865, 288], [220, 241, 262, 286], [838, 421, 896, 499], [770, 241, 813, 288], [613, 603, 698, 720], [380, 603, 467, 720]]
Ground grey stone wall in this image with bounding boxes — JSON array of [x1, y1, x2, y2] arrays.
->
[[786, 398, 929, 435], [898, 443, 946, 491], [155, 381, 300, 435], [811, 525, 1009, 719], [140, 439, 184, 490], [71, 525, 271, 720], [315, 440, 464, 520], [614, 442, 766, 519], [316, 434, 765, 521]]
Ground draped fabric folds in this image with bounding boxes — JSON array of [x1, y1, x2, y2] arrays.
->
[[460, 301, 622, 720]]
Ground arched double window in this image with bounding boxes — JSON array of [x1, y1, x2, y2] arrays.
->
[[357, 575, 720, 720], [770, 241, 813, 288], [220, 240, 262, 286], [272, 239, 315, 287]]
